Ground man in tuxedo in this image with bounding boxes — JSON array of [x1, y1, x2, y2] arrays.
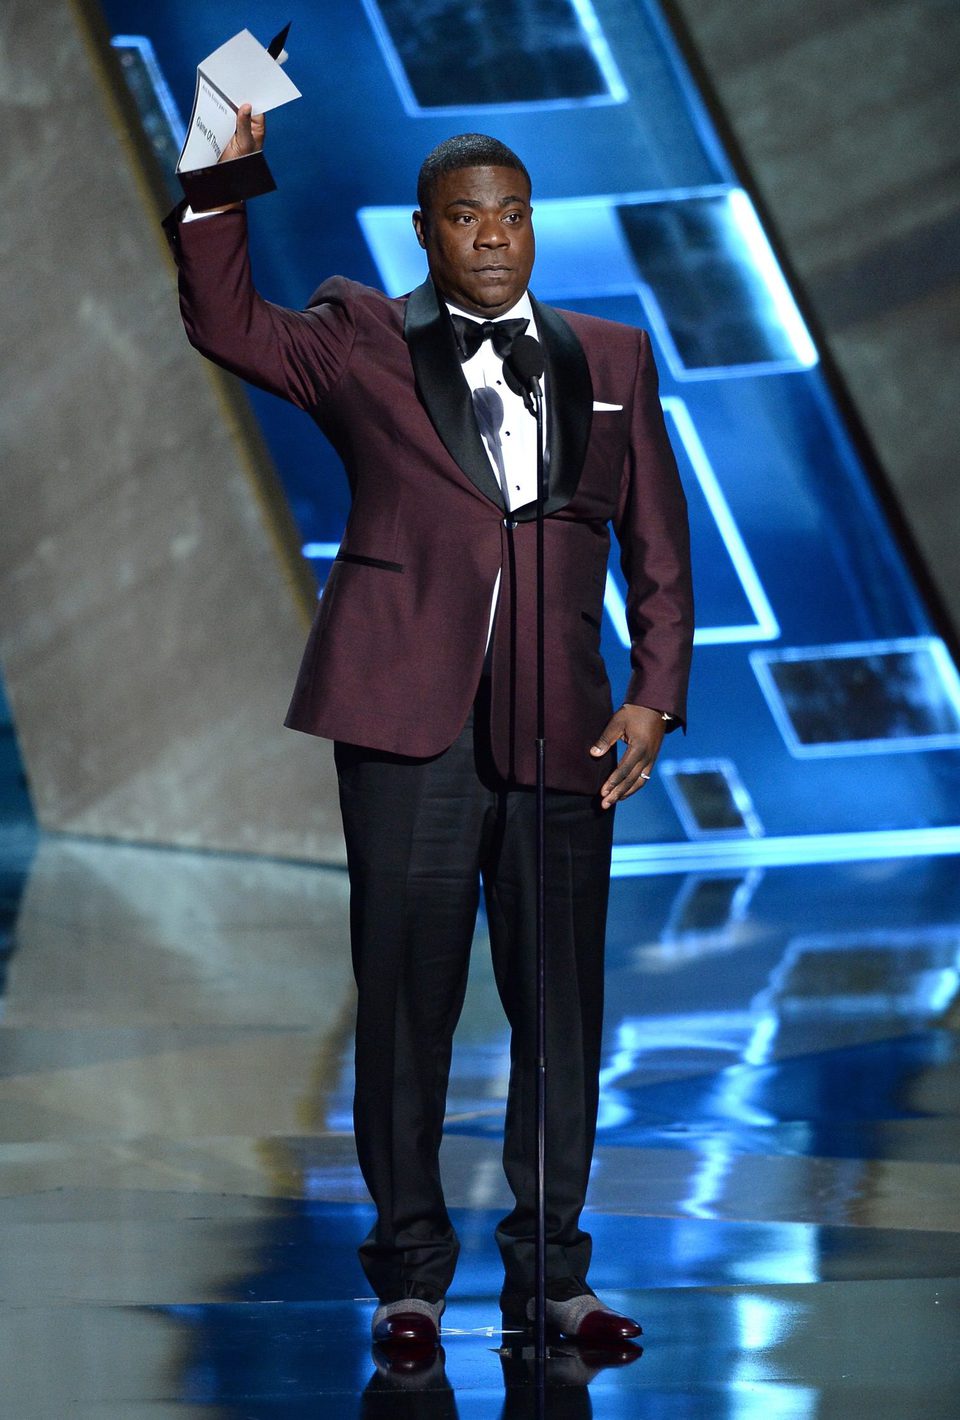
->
[[170, 106, 693, 1348]]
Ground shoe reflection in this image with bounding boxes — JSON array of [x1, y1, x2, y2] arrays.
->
[[362, 1344, 456, 1416], [499, 1338, 642, 1418], [361, 1336, 642, 1417]]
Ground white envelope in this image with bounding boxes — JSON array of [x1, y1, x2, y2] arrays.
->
[[178, 29, 301, 174]]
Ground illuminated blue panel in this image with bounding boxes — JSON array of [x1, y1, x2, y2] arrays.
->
[[661, 758, 764, 839], [751, 637, 960, 757], [596, 1010, 770, 1133], [664, 400, 779, 643], [111, 35, 185, 189], [765, 928, 960, 1019], [301, 543, 340, 597], [357, 188, 817, 377], [661, 869, 763, 946], [611, 829, 960, 875], [617, 188, 818, 378], [361, 0, 627, 115], [605, 397, 779, 647]]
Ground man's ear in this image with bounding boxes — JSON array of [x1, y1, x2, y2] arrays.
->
[[412, 209, 428, 250]]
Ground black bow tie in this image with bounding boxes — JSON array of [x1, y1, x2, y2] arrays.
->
[[450, 313, 529, 363]]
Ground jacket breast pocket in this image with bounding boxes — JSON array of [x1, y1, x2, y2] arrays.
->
[[335, 551, 404, 573]]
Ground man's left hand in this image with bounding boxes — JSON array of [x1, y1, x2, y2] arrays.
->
[[590, 705, 667, 810]]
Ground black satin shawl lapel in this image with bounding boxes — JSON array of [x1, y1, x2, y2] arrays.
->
[[403, 277, 505, 510], [510, 296, 593, 524]]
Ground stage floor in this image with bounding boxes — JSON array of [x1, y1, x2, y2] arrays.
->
[[1, 830, 958, 1417]]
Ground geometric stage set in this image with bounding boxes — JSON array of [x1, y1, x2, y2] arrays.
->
[[1, 2, 958, 1416], [106, 0, 960, 867]]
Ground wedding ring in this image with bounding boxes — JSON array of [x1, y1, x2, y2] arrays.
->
[[640, 770, 651, 780]]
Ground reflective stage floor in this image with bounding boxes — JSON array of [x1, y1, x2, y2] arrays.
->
[[1, 824, 959, 1417]]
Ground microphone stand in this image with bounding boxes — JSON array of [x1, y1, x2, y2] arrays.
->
[[529, 373, 548, 1373], [531, 372, 548, 1368], [505, 337, 548, 1378]]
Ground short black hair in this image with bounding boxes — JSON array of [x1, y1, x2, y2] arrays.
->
[[416, 133, 531, 217]]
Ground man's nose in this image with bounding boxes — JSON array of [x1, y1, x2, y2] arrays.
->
[[475, 219, 508, 247]]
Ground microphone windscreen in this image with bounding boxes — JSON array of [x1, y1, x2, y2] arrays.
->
[[510, 334, 545, 382]]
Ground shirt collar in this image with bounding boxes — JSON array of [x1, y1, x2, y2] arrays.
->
[[444, 292, 535, 327]]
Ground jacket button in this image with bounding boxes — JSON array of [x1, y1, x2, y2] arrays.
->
[[503, 517, 516, 530]]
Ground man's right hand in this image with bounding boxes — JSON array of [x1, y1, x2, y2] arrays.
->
[[190, 104, 266, 215], [219, 102, 265, 164]]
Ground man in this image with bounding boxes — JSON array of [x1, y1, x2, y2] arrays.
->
[[170, 106, 693, 1348]]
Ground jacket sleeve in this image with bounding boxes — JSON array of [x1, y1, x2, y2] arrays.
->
[[171, 207, 355, 410], [613, 330, 694, 727]]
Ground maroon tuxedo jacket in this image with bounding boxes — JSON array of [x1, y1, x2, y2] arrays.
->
[[173, 209, 693, 794]]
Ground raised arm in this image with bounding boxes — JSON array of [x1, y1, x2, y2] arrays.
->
[[171, 105, 355, 409]]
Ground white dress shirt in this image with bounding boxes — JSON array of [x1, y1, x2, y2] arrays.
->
[[445, 293, 544, 512], [445, 296, 546, 652]]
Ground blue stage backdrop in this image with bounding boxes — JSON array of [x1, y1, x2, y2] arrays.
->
[[103, 0, 960, 871]]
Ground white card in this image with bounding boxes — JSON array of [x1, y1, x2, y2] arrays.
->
[[177, 28, 301, 174]]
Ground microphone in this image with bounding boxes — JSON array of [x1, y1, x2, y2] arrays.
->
[[504, 335, 545, 415]]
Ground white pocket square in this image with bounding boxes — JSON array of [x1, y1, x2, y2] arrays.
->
[[592, 401, 623, 412]]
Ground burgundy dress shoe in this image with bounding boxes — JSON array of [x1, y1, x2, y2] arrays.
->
[[501, 1289, 642, 1343], [568, 1304, 642, 1343], [371, 1298, 443, 1347]]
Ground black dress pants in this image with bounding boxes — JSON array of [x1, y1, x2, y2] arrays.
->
[[334, 688, 614, 1303]]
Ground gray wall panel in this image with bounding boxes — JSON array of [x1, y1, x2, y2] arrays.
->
[[0, 0, 345, 863], [670, 0, 960, 635]]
